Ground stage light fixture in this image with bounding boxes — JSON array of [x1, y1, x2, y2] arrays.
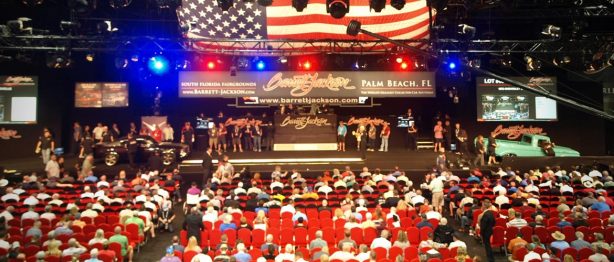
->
[[457, 24, 476, 39], [353, 59, 367, 70], [327, 0, 349, 19], [390, 0, 405, 10], [257, 0, 273, 6], [369, 0, 385, 12], [217, 0, 234, 11], [115, 57, 129, 69], [448, 62, 456, 69], [109, 0, 132, 8], [85, 53, 95, 62], [552, 55, 571, 66], [7, 18, 33, 35], [395, 57, 404, 64], [278, 56, 288, 64], [298, 60, 312, 70], [46, 53, 72, 69], [148, 55, 170, 75], [207, 61, 216, 70], [130, 54, 140, 62], [256, 60, 266, 70], [292, 0, 308, 11], [175, 59, 191, 70], [400, 62, 409, 70], [22, 0, 44, 6], [524, 55, 541, 71], [541, 25, 561, 38]]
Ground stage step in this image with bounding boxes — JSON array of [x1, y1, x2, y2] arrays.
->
[[417, 141, 434, 149]]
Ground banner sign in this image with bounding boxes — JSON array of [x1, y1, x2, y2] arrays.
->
[[347, 117, 389, 126], [275, 114, 336, 131], [179, 71, 435, 98], [491, 124, 546, 140], [237, 96, 372, 105]]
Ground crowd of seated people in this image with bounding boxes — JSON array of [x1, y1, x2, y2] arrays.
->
[[163, 163, 614, 262], [0, 165, 182, 262]]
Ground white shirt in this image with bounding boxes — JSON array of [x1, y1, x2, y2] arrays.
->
[[36, 193, 51, 201], [370, 237, 392, 249], [157, 189, 170, 200], [355, 252, 370, 262], [135, 195, 147, 203], [80, 192, 95, 199], [493, 185, 506, 195], [275, 253, 295, 262], [589, 170, 602, 178], [560, 184, 573, 194], [202, 211, 218, 223], [93, 126, 104, 140], [23, 196, 39, 206], [429, 176, 444, 193], [81, 209, 99, 218], [48, 199, 63, 206], [525, 184, 538, 193], [97, 181, 110, 188], [1, 193, 19, 202], [270, 181, 284, 191], [523, 251, 541, 262], [41, 212, 56, 221], [425, 211, 442, 221], [22, 211, 40, 221], [372, 174, 384, 183], [0, 210, 14, 221], [448, 240, 467, 250], [495, 195, 509, 207], [411, 195, 426, 206], [163, 126, 174, 141], [329, 251, 356, 261], [280, 205, 296, 215], [318, 186, 333, 194], [45, 160, 60, 178], [0, 239, 10, 250]]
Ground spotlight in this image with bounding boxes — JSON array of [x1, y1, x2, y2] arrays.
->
[[217, 0, 233, 11], [22, 0, 44, 6], [468, 58, 481, 68], [109, 0, 132, 8], [130, 54, 140, 62], [346, 20, 361, 36], [390, 0, 405, 10], [327, 0, 349, 19], [97, 20, 117, 34], [457, 24, 476, 39], [395, 57, 404, 64], [115, 57, 129, 69], [175, 59, 191, 70], [552, 55, 571, 66], [353, 60, 367, 70], [292, 0, 308, 11], [369, 0, 385, 12], [257, 0, 273, 6], [278, 56, 288, 64], [524, 55, 541, 71], [46, 53, 72, 68], [255, 60, 266, 70], [541, 25, 561, 38], [400, 62, 409, 70], [148, 55, 170, 75], [85, 53, 95, 62], [207, 61, 216, 70], [237, 57, 250, 69], [299, 60, 312, 70]]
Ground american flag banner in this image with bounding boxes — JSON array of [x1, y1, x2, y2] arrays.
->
[[178, 0, 431, 50]]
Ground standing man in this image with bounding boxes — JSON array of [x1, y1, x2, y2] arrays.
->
[[337, 121, 347, 152], [433, 121, 444, 153], [359, 125, 367, 159], [208, 124, 218, 151], [217, 123, 227, 153], [202, 147, 213, 187], [379, 122, 390, 152], [253, 124, 262, 152], [243, 123, 253, 152], [181, 122, 194, 153], [92, 123, 104, 143], [473, 135, 485, 167], [163, 124, 174, 142], [407, 122, 418, 151], [35, 129, 55, 165], [455, 123, 469, 158], [479, 201, 496, 262], [367, 123, 377, 151], [126, 133, 138, 169], [79, 132, 95, 160], [71, 122, 82, 156], [183, 207, 204, 245], [443, 120, 452, 151]]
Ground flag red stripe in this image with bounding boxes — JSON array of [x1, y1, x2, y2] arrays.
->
[[266, 7, 429, 27], [270, 0, 423, 6], [268, 19, 430, 39]]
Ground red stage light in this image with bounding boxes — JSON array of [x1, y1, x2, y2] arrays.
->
[[396, 57, 403, 63], [207, 61, 216, 70], [303, 61, 312, 70], [400, 62, 409, 70]]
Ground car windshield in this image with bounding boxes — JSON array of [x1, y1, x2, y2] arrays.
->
[[521, 136, 532, 144]]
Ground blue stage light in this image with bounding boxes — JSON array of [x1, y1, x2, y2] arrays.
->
[[148, 55, 169, 75], [256, 60, 265, 70], [448, 62, 457, 70]]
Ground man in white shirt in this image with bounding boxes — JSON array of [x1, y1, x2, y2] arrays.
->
[[96, 175, 110, 189], [523, 245, 541, 262], [429, 174, 445, 213], [410, 190, 426, 206], [23, 195, 40, 206], [493, 181, 506, 196], [275, 244, 295, 262], [270, 177, 284, 192], [494, 191, 510, 208], [359, 167, 371, 178], [22, 207, 40, 221], [372, 170, 384, 183], [81, 203, 99, 218], [425, 208, 442, 221], [0, 206, 15, 222], [92, 123, 104, 142], [370, 230, 391, 249], [448, 234, 467, 250], [80, 186, 95, 199], [234, 182, 247, 195], [45, 154, 60, 178], [36, 191, 51, 201], [329, 243, 356, 261], [317, 182, 333, 195], [40, 206, 57, 221], [354, 245, 371, 262], [48, 194, 63, 206], [560, 183, 574, 194], [62, 238, 87, 257], [280, 200, 296, 215], [0, 232, 10, 250], [1, 188, 19, 202], [163, 124, 174, 142]]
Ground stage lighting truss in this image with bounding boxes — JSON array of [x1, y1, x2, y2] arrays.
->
[[541, 25, 561, 38]]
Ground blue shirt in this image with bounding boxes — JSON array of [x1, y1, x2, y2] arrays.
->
[[254, 207, 268, 214], [550, 241, 570, 253], [590, 202, 611, 212], [416, 221, 433, 229], [234, 252, 252, 262], [556, 221, 572, 228], [338, 125, 347, 136], [219, 223, 237, 232], [85, 175, 98, 183], [467, 176, 480, 183]]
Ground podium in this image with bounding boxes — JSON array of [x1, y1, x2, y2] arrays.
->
[[273, 114, 338, 151]]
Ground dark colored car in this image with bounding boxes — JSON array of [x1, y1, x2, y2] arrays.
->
[[94, 135, 189, 166]]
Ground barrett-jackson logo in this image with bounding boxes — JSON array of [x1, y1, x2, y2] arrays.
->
[[0, 128, 22, 140], [4, 76, 35, 84], [280, 116, 332, 129], [491, 124, 546, 140], [263, 72, 355, 97], [347, 117, 387, 126]]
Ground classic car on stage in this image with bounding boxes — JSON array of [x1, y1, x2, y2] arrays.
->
[[94, 135, 189, 166], [482, 134, 580, 157]]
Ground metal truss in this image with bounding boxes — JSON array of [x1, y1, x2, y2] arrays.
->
[[0, 34, 611, 55]]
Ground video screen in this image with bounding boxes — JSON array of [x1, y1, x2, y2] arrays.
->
[[397, 116, 415, 128], [196, 117, 213, 129], [0, 76, 38, 124], [75, 82, 128, 108], [476, 77, 557, 121]]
